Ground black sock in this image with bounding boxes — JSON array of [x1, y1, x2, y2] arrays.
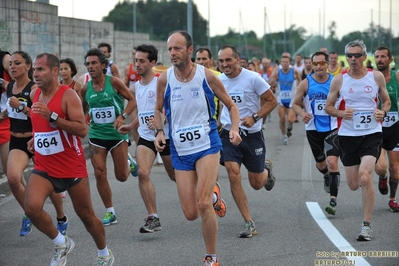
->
[[329, 172, 340, 197], [57, 216, 67, 223], [389, 179, 399, 199]]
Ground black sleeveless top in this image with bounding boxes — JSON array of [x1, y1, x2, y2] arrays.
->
[[6, 80, 35, 133]]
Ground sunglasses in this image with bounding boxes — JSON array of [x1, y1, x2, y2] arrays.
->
[[312, 61, 327, 66], [346, 53, 364, 58]]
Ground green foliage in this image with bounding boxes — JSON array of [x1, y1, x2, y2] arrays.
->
[[103, 0, 207, 43]]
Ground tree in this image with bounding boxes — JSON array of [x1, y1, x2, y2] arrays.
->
[[103, 0, 207, 43]]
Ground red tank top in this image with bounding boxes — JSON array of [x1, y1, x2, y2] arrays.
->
[[32, 85, 88, 178], [128, 63, 141, 86]]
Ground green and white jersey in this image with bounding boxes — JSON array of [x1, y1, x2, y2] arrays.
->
[[86, 75, 128, 140], [380, 71, 399, 127]]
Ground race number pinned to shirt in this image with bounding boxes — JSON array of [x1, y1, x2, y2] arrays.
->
[[382, 111, 398, 127], [138, 110, 155, 127], [34, 130, 64, 155], [353, 110, 377, 130], [91, 106, 116, 124], [229, 91, 245, 109], [280, 91, 291, 101], [314, 99, 327, 116], [173, 124, 209, 154]]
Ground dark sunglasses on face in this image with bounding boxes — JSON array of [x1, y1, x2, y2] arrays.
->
[[346, 53, 364, 58], [312, 61, 327, 66]]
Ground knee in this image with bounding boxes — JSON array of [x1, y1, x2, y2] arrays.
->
[[182, 208, 199, 221], [359, 172, 372, 188], [196, 199, 211, 216], [138, 168, 150, 181], [24, 202, 41, 218], [228, 171, 241, 185], [249, 177, 264, 190], [6, 173, 21, 188]]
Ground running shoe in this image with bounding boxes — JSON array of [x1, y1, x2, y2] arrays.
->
[[56, 216, 69, 236], [357, 224, 372, 241], [60, 191, 66, 198], [213, 182, 226, 217], [264, 159, 275, 191], [378, 174, 388, 195], [50, 236, 75, 266], [139, 216, 162, 233], [388, 200, 399, 212], [282, 136, 288, 145], [102, 212, 117, 226], [203, 256, 219, 266], [324, 175, 330, 193], [239, 220, 257, 238], [20, 215, 32, 237], [325, 199, 336, 216], [128, 153, 138, 177], [98, 249, 115, 266]]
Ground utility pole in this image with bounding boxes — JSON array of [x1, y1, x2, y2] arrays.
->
[[187, 0, 193, 42]]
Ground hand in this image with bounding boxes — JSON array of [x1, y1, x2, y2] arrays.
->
[[342, 108, 354, 120], [118, 124, 132, 134], [229, 129, 242, 145], [9, 96, 20, 109], [374, 109, 385, 122], [240, 116, 256, 128], [302, 113, 313, 124], [113, 116, 125, 130], [154, 133, 166, 152], [147, 117, 156, 130], [32, 102, 50, 120]]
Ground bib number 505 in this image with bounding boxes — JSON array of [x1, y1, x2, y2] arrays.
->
[[180, 130, 201, 142]]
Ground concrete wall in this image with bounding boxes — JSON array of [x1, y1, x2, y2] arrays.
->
[[0, 0, 169, 77]]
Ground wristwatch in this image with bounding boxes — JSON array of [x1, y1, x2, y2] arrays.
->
[[252, 113, 260, 122], [122, 112, 128, 119], [49, 112, 59, 122], [18, 104, 24, 111]]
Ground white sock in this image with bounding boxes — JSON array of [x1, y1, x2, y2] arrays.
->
[[212, 192, 217, 205], [52, 232, 66, 246], [98, 246, 109, 257], [106, 207, 115, 214], [149, 213, 158, 218]]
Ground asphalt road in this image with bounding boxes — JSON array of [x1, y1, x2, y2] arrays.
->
[[1, 110, 398, 266]]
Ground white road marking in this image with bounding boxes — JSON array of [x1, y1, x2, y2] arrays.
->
[[307, 202, 371, 266]]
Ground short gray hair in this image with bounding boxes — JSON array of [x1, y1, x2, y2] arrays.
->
[[345, 40, 367, 54]]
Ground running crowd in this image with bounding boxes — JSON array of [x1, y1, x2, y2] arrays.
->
[[1, 31, 398, 266]]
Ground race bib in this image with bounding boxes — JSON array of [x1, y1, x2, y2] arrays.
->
[[280, 91, 291, 100], [229, 91, 245, 109], [91, 106, 116, 124], [382, 111, 398, 127], [353, 110, 377, 130], [7, 99, 28, 120], [138, 110, 155, 127], [34, 130, 64, 155], [173, 124, 208, 153], [314, 99, 327, 116]]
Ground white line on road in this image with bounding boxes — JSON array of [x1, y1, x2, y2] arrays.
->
[[307, 202, 371, 266]]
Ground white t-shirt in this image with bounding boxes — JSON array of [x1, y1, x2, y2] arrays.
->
[[219, 68, 270, 133]]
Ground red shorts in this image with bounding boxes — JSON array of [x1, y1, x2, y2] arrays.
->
[[0, 118, 10, 145]]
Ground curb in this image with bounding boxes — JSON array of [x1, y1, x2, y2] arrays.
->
[[0, 143, 91, 197]]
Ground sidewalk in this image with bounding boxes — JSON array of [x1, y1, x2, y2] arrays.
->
[[0, 138, 90, 197]]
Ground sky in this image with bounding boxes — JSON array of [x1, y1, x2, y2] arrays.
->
[[45, 0, 399, 40]]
